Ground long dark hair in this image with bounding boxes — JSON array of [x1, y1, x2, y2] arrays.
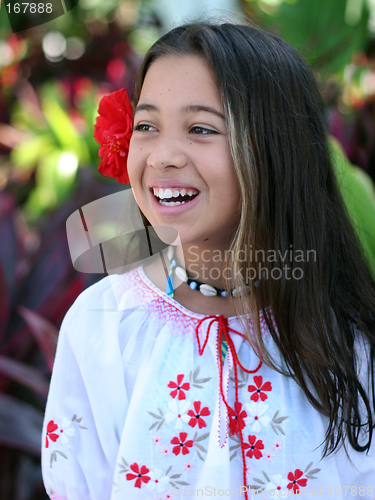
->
[[133, 21, 375, 456]]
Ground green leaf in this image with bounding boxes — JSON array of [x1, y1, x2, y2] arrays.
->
[[156, 419, 164, 430], [11, 135, 54, 169], [308, 468, 321, 475], [275, 425, 285, 435], [253, 478, 265, 484], [274, 416, 288, 424], [270, 422, 278, 435], [262, 471, 270, 483], [148, 411, 161, 419], [304, 462, 313, 472], [195, 433, 209, 442], [229, 444, 241, 451], [195, 377, 212, 383], [194, 443, 207, 452], [41, 97, 88, 162]]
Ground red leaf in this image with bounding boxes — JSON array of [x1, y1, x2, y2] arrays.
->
[[18, 306, 58, 372], [0, 355, 49, 397], [0, 393, 44, 455]]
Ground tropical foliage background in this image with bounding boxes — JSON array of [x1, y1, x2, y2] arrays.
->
[[0, 0, 375, 497]]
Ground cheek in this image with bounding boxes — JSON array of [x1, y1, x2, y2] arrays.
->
[[127, 136, 136, 164], [127, 142, 141, 185]]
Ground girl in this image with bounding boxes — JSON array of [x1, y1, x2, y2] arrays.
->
[[41, 21, 375, 499]]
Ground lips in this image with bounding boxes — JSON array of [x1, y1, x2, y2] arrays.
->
[[149, 181, 200, 190]]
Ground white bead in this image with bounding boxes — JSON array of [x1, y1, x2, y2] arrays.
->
[[199, 284, 217, 296], [175, 266, 188, 282]]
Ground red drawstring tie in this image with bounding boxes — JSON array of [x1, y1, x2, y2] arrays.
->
[[195, 315, 262, 500]]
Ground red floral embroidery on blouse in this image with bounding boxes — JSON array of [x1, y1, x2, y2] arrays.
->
[[247, 376, 272, 402], [168, 374, 190, 400], [126, 463, 151, 488], [228, 402, 247, 435], [287, 469, 308, 493], [243, 435, 264, 459], [171, 432, 194, 456], [187, 401, 210, 429], [45, 420, 59, 448]]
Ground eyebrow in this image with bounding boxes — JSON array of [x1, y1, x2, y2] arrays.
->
[[134, 103, 225, 121]]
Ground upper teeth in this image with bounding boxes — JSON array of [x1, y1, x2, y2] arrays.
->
[[153, 188, 199, 199]]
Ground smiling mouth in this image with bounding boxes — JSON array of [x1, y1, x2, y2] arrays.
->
[[151, 189, 199, 206]]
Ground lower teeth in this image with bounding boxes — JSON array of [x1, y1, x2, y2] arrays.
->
[[158, 200, 188, 206]]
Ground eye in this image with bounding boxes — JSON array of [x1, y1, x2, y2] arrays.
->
[[133, 123, 156, 132], [190, 126, 217, 135]]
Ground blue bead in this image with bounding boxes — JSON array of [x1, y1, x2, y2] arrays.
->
[[189, 281, 198, 289], [171, 259, 176, 267], [220, 290, 228, 297], [254, 280, 259, 287]]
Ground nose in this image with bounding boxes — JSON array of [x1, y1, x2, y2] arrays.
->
[[146, 133, 188, 170]]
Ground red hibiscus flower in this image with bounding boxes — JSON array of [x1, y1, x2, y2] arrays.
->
[[45, 420, 60, 448], [228, 402, 247, 435], [168, 374, 190, 400], [247, 376, 272, 402], [188, 401, 210, 429], [126, 462, 151, 488], [171, 432, 194, 456], [243, 435, 264, 459], [94, 88, 133, 184], [287, 469, 307, 493]]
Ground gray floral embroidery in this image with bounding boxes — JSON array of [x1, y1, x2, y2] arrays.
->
[[48, 414, 87, 468], [189, 366, 212, 388]]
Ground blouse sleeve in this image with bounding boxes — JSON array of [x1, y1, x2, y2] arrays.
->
[[41, 277, 128, 500]]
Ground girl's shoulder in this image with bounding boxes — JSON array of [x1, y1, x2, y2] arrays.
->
[[58, 267, 145, 342], [63, 265, 144, 321]]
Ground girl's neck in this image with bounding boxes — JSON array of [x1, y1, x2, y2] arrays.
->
[[142, 243, 251, 318], [174, 243, 232, 291]]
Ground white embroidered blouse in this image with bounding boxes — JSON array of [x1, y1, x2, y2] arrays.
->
[[41, 265, 375, 500]]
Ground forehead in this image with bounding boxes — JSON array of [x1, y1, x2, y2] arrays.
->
[[138, 54, 222, 110]]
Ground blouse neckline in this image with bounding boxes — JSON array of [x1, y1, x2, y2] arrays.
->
[[138, 264, 252, 323]]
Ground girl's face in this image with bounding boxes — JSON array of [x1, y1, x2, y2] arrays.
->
[[127, 54, 241, 248]]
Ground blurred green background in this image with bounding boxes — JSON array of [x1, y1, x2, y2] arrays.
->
[[0, 0, 375, 498]]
